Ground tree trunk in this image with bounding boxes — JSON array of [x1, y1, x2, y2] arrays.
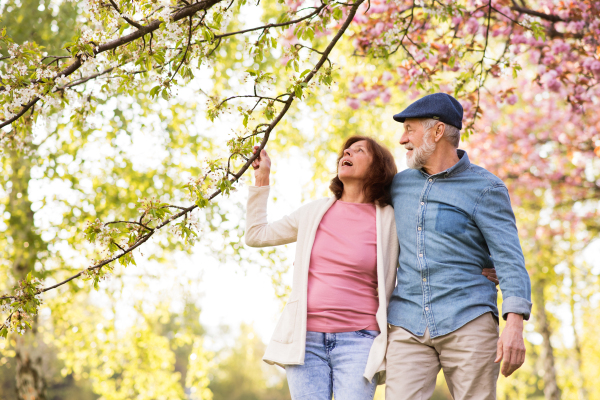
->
[[8, 148, 48, 400], [15, 336, 47, 400], [569, 267, 587, 400], [533, 282, 561, 400]]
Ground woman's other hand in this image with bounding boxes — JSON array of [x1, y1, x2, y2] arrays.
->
[[482, 268, 499, 286], [252, 146, 271, 187]]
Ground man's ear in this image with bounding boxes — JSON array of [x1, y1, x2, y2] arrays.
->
[[433, 122, 446, 142]]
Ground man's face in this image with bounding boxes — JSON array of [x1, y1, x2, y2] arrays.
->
[[399, 118, 437, 169]]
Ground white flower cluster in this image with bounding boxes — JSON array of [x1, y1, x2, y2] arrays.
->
[[2, 87, 39, 119]]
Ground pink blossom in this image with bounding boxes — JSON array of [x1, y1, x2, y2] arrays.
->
[[466, 18, 480, 35], [409, 91, 421, 100], [582, 57, 596, 70], [506, 94, 518, 105], [590, 61, 600, 79], [314, 28, 330, 38], [371, 22, 385, 36], [381, 71, 393, 82], [347, 98, 360, 110], [381, 88, 392, 103], [280, 55, 292, 65], [368, 4, 389, 14], [460, 100, 473, 112], [452, 16, 463, 25], [542, 55, 555, 65], [541, 70, 561, 92], [512, 34, 527, 44], [358, 90, 379, 102], [551, 40, 570, 55], [349, 77, 364, 94], [353, 14, 368, 24], [567, 20, 586, 33]]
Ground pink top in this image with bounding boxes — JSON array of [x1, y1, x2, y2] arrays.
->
[[306, 200, 379, 333]]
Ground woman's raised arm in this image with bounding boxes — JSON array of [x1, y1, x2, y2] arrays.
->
[[245, 147, 300, 247]]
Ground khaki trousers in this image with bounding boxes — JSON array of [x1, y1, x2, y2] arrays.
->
[[385, 312, 500, 400]]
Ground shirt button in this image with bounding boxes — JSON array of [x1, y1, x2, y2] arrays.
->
[[421, 202, 425, 205], [418, 227, 422, 231], [429, 179, 432, 182], [423, 278, 427, 282], [419, 254, 423, 257], [425, 307, 429, 311]]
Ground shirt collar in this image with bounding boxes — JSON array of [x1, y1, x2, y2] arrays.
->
[[420, 149, 470, 179]]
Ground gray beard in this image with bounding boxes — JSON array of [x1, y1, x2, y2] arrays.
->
[[407, 131, 436, 169]]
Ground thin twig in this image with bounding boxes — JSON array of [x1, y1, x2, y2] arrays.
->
[[108, 0, 145, 29]]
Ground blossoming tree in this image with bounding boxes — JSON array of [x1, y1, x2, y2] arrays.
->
[[1, 0, 599, 398]]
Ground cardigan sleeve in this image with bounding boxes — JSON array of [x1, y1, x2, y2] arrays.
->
[[244, 186, 301, 247]]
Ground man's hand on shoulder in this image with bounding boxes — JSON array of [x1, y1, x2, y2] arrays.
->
[[495, 313, 526, 377]]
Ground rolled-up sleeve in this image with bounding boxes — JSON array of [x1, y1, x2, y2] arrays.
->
[[474, 185, 532, 320]]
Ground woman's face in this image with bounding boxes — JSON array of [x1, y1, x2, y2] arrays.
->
[[338, 140, 373, 184]]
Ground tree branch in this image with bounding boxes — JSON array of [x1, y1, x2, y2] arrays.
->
[[212, 3, 326, 40], [0, 0, 225, 129], [510, 6, 564, 23], [0, 0, 366, 315]]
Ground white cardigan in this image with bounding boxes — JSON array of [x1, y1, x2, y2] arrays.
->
[[245, 186, 399, 383]]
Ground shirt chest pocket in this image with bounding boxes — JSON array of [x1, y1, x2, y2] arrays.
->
[[434, 203, 470, 235]]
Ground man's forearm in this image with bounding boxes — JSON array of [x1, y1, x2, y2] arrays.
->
[[506, 312, 524, 327], [496, 312, 526, 377]]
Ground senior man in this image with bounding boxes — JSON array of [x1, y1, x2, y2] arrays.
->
[[386, 93, 532, 400]]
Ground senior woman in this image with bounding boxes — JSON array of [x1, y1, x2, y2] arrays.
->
[[245, 136, 498, 400]]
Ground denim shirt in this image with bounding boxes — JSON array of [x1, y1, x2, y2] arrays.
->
[[387, 150, 532, 338]]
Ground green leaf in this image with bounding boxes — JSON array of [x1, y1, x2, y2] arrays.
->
[[149, 85, 161, 98], [512, 64, 522, 79]]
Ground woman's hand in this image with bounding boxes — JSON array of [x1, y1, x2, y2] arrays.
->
[[252, 146, 271, 187], [482, 268, 499, 286]]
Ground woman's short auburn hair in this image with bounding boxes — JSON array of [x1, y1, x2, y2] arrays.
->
[[329, 136, 398, 206]]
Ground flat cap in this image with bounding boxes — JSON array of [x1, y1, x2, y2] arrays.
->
[[393, 93, 463, 130]]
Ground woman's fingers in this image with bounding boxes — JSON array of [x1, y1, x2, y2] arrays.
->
[[482, 268, 499, 285], [261, 149, 270, 162], [252, 147, 270, 170]]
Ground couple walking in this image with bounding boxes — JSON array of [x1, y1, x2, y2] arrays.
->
[[244, 93, 532, 400]]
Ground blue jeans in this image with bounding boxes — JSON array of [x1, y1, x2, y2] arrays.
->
[[285, 330, 379, 400]]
